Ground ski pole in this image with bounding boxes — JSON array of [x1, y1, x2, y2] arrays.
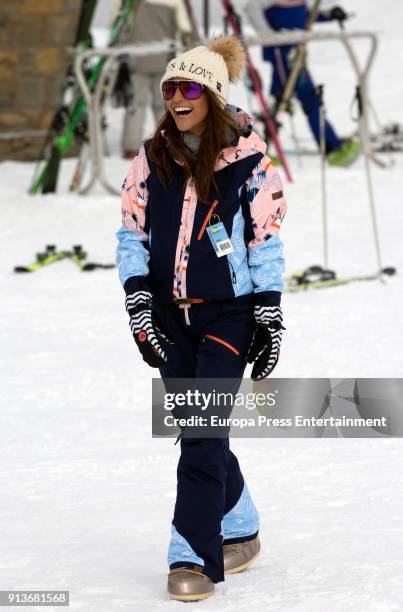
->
[[203, 0, 210, 38], [356, 84, 385, 275], [275, 0, 322, 117], [273, 47, 303, 168], [183, 0, 201, 43], [317, 84, 328, 269], [245, 49, 293, 182]]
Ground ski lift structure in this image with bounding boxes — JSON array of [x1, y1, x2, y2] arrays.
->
[[74, 39, 180, 194], [247, 28, 389, 280]]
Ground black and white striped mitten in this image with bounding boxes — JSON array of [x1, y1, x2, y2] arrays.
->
[[125, 290, 174, 368], [247, 306, 285, 381]]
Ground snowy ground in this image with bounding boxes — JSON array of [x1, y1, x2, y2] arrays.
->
[[1, 0, 403, 610]]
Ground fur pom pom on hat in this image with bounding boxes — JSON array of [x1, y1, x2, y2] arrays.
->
[[208, 36, 245, 82], [160, 36, 246, 105]]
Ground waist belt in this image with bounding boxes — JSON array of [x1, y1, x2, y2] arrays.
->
[[173, 298, 205, 305]]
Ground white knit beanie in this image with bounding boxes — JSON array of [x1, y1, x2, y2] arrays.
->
[[160, 36, 246, 106]]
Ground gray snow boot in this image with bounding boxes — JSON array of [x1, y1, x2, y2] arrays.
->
[[223, 535, 261, 574], [167, 565, 215, 601]]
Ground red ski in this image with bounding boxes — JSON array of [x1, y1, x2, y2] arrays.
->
[[221, 0, 293, 182]]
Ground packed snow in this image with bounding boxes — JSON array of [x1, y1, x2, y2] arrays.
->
[[1, 0, 402, 610]]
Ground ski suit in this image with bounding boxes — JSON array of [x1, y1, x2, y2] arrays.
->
[[116, 108, 287, 583], [245, 0, 342, 152]]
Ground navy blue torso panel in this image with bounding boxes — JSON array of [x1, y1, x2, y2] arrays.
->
[[144, 143, 262, 301]]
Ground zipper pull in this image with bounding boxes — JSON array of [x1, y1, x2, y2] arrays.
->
[[228, 260, 237, 284], [197, 199, 219, 241]]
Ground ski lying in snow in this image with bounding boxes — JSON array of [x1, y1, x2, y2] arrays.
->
[[67, 245, 116, 271], [286, 265, 396, 292], [14, 245, 70, 273], [14, 245, 115, 273], [370, 123, 403, 153]]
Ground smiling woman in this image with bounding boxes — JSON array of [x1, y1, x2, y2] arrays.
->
[[163, 79, 209, 136], [147, 38, 251, 204], [116, 35, 287, 603], [149, 86, 242, 203]]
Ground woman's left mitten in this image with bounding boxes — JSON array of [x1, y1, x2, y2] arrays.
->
[[125, 290, 174, 368], [247, 306, 285, 381]]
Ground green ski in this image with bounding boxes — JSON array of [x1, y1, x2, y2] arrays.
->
[[67, 245, 116, 271], [30, 0, 141, 195], [14, 245, 70, 273], [14, 245, 115, 273], [286, 265, 396, 292]]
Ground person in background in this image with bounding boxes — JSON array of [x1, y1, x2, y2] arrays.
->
[[121, 0, 196, 159], [244, 0, 359, 166], [116, 36, 287, 601]]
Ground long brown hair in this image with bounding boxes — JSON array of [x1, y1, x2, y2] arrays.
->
[[147, 89, 241, 204]]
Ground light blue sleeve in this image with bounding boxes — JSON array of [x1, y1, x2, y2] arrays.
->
[[116, 226, 150, 287], [248, 234, 285, 293], [117, 145, 151, 289]]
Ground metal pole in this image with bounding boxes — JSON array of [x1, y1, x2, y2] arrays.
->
[[273, 46, 303, 168], [80, 56, 115, 195], [204, 0, 209, 38], [276, 0, 322, 115], [339, 33, 384, 274], [359, 82, 384, 275], [183, 0, 201, 43], [317, 84, 328, 269]]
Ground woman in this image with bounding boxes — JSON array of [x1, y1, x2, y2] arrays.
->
[[116, 36, 287, 601]]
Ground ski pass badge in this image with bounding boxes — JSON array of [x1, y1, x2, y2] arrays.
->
[[206, 215, 234, 257]]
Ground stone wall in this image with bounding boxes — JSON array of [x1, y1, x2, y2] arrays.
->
[[0, 0, 82, 161]]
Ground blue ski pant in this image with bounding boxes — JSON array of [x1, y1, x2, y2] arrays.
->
[[266, 46, 342, 153], [154, 294, 259, 583]]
